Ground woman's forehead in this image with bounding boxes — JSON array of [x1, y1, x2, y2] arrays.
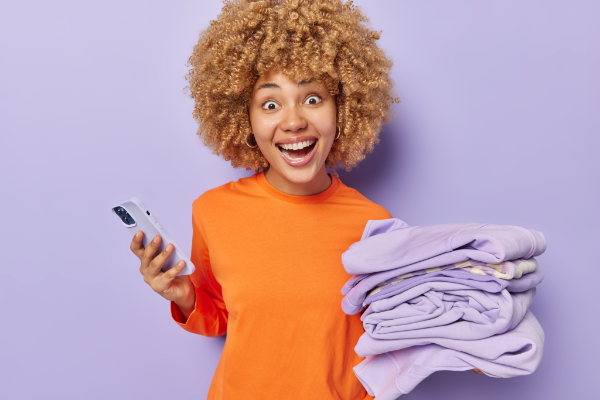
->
[[253, 69, 326, 94], [256, 68, 315, 84]]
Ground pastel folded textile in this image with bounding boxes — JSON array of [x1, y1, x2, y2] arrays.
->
[[342, 218, 546, 275], [356, 285, 536, 355], [342, 257, 539, 301], [344, 258, 539, 299], [342, 267, 543, 315], [353, 310, 545, 400], [366, 269, 543, 305]]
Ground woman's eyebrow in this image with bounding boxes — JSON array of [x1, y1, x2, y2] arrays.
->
[[255, 82, 280, 92], [298, 78, 315, 86]]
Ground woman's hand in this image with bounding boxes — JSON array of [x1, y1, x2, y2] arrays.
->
[[130, 231, 196, 319]]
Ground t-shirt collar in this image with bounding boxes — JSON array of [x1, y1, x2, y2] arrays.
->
[[255, 171, 339, 204]]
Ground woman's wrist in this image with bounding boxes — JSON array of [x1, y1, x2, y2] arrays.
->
[[175, 291, 196, 321]]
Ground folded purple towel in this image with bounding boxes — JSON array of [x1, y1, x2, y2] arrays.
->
[[342, 218, 546, 275], [353, 310, 544, 400], [358, 283, 535, 347], [341, 267, 543, 315]]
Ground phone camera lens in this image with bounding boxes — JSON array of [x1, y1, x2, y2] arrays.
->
[[114, 207, 135, 225]]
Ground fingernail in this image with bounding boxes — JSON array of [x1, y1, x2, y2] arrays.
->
[[136, 231, 142, 238], [153, 236, 160, 244], [178, 261, 185, 267], [166, 243, 172, 251]]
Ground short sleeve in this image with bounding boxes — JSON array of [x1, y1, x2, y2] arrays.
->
[[170, 211, 228, 337]]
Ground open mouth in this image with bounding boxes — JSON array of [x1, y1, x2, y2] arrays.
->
[[277, 139, 317, 161]]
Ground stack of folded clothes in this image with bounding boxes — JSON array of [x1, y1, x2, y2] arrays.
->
[[340, 218, 547, 400]]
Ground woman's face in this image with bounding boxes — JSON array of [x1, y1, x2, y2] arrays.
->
[[248, 68, 337, 185]]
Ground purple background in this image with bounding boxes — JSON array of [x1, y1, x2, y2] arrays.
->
[[1, 1, 598, 399]]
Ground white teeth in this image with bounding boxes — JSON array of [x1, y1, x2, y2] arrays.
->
[[279, 140, 316, 150], [281, 149, 308, 160]]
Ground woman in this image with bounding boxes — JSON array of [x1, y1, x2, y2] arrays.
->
[[130, 1, 395, 398]]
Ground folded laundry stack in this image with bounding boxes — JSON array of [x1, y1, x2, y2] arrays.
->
[[340, 219, 547, 400]]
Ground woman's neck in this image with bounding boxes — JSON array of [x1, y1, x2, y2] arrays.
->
[[264, 165, 332, 196]]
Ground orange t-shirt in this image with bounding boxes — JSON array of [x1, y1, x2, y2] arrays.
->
[[171, 172, 391, 399]]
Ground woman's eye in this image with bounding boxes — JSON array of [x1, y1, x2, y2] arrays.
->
[[305, 95, 322, 105], [262, 101, 279, 110]]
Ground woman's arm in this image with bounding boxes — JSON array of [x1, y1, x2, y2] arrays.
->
[[168, 214, 228, 337]]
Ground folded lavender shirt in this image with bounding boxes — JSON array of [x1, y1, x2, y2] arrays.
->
[[359, 283, 535, 344], [342, 257, 538, 300], [342, 218, 546, 275], [366, 270, 543, 305], [353, 310, 544, 400], [341, 268, 544, 315]]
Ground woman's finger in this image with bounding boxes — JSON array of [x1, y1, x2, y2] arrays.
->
[[130, 230, 145, 258], [163, 260, 186, 281], [141, 235, 162, 266], [140, 235, 162, 276], [147, 242, 174, 278]]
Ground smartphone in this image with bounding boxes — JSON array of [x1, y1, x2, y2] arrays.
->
[[111, 197, 195, 276]]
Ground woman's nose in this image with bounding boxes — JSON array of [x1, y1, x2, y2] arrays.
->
[[280, 107, 307, 133]]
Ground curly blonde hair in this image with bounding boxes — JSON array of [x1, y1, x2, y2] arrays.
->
[[184, 0, 395, 172]]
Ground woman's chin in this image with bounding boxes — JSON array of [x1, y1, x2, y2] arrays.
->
[[270, 157, 325, 185], [282, 165, 322, 184]]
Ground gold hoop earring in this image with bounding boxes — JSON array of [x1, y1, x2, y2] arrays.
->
[[245, 134, 258, 148], [335, 126, 341, 140]]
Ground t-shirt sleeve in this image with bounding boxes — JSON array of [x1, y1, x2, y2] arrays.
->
[[170, 212, 228, 337]]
